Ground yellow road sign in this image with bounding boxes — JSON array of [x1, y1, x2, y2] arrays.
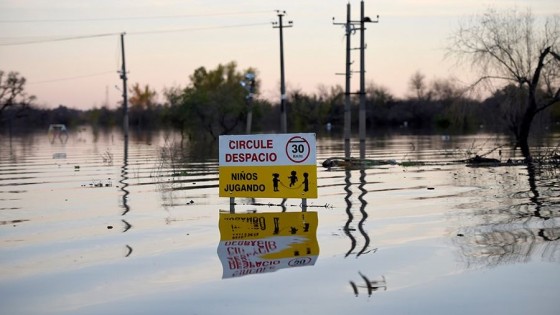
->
[[219, 133, 317, 198], [219, 165, 317, 198]]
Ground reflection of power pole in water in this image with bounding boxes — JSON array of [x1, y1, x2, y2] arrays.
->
[[119, 136, 130, 216], [122, 219, 132, 232], [119, 135, 133, 256], [344, 169, 374, 257], [357, 168, 372, 256], [124, 244, 133, 257], [344, 169, 357, 257], [349, 273, 386, 297]]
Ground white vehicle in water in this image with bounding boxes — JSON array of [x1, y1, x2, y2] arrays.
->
[[47, 124, 68, 143]]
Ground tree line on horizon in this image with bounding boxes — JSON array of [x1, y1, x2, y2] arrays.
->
[[1, 61, 559, 138]]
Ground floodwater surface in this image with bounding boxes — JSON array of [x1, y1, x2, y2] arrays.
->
[[1, 128, 559, 315]]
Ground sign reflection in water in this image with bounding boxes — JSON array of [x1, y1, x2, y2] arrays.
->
[[217, 211, 319, 279]]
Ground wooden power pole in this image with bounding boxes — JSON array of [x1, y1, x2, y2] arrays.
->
[[119, 32, 129, 140], [273, 10, 292, 133]]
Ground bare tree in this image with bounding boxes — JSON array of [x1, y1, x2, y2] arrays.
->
[[0, 70, 35, 119], [430, 77, 463, 102], [408, 70, 428, 101], [448, 8, 560, 160]]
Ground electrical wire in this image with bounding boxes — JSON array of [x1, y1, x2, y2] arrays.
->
[[28, 71, 116, 85], [0, 33, 119, 46], [3, 14, 272, 84], [128, 22, 271, 35], [0, 10, 273, 23], [0, 21, 271, 46]]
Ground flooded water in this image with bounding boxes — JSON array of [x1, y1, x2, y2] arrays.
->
[[1, 128, 559, 315]]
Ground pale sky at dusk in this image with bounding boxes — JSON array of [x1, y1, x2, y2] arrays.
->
[[1, 0, 558, 109]]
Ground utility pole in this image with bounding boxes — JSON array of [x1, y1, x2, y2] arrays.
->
[[358, 1, 366, 159], [358, 0, 378, 159], [241, 73, 256, 134], [333, 3, 354, 159], [119, 32, 129, 140], [273, 10, 292, 134]]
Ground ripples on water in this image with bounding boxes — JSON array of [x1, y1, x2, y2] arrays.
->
[[1, 128, 559, 314]]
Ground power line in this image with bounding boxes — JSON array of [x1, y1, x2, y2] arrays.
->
[[0, 33, 118, 46], [129, 22, 271, 36], [28, 71, 116, 85], [0, 22, 270, 46], [0, 10, 273, 23]]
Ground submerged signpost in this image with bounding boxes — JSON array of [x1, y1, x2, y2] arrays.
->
[[219, 133, 317, 211], [218, 133, 319, 277]]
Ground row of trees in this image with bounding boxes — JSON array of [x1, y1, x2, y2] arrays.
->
[[3, 63, 558, 134], [1, 8, 559, 160]]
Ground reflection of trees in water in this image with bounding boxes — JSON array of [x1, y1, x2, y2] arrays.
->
[[455, 164, 560, 268], [526, 164, 560, 220], [457, 226, 560, 268], [154, 138, 218, 211], [343, 169, 375, 258], [155, 139, 184, 210]]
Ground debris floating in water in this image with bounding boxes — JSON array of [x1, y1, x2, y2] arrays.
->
[[81, 179, 112, 188], [322, 157, 397, 169], [52, 153, 67, 159]]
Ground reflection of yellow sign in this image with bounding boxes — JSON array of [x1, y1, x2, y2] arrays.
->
[[219, 133, 317, 198], [217, 211, 319, 279]]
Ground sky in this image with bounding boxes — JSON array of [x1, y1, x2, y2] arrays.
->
[[1, 0, 558, 110]]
